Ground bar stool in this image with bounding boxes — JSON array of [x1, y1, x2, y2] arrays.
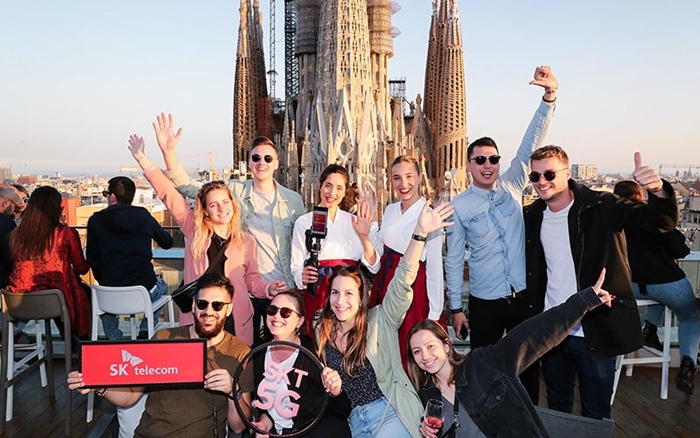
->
[[0, 289, 72, 436], [611, 299, 672, 402]]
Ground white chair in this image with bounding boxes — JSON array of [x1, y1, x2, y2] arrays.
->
[[86, 284, 175, 423], [611, 299, 672, 402]]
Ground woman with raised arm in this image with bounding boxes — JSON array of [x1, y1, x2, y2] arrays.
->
[[372, 155, 445, 369], [290, 164, 382, 334], [407, 271, 614, 438], [251, 289, 351, 437], [7, 186, 90, 338], [316, 202, 454, 438], [128, 128, 285, 346]]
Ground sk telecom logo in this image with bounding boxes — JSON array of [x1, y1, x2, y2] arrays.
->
[[109, 349, 179, 377], [80, 340, 206, 387]]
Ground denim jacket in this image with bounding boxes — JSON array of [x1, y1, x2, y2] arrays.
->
[[166, 163, 305, 286], [418, 287, 602, 438]]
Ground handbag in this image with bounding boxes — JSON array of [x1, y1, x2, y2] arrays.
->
[[171, 280, 200, 313], [172, 236, 230, 313]]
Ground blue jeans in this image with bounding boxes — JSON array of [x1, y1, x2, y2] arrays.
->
[[542, 336, 615, 419], [100, 277, 168, 340], [348, 397, 411, 438], [633, 278, 700, 361]]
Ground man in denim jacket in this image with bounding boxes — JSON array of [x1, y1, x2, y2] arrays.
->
[[445, 66, 558, 403]]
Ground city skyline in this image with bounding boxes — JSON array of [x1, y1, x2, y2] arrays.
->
[[1, 0, 699, 175]]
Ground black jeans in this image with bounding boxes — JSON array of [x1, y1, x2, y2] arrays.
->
[[468, 293, 540, 404]]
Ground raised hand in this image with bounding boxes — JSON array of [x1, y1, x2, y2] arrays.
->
[[592, 268, 614, 308], [351, 200, 376, 238], [128, 134, 146, 160], [632, 151, 663, 193], [152, 113, 183, 154], [529, 65, 558, 93], [414, 201, 455, 236]]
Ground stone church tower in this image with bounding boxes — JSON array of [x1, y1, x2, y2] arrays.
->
[[232, 0, 268, 164], [422, 0, 468, 192]]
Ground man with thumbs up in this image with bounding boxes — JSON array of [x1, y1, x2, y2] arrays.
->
[[523, 146, 678, 419]]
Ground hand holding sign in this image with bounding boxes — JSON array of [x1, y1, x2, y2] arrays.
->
[[632, 152, 663, 194]]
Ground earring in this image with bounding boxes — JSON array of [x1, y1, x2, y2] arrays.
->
[[295, 327, 301, 336]]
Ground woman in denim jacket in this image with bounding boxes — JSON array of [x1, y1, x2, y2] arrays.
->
[[407, 270, 613, 438]]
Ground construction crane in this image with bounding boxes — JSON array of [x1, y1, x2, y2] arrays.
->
[[659, 164, 700, 177], [268, 0, 277, 99]]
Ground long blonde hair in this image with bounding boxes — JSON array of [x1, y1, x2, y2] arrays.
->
[[191, 181, 243, 258]]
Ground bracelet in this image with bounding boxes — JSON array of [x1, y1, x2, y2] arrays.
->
[[95, 387, 109, 397], [544, 88, 557, 94], [136, 155, 147, 162], [412, 234, 427, 242], [449, 308, 463, 315], [542, 96, 557, 103]]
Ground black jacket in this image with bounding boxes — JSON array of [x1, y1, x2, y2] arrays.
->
[[418, 287, 603, 438], [0, 214, 16, 288], [524, 179, 678, 359], [86, 203, 173, 290], [625, 226, 689, 285]]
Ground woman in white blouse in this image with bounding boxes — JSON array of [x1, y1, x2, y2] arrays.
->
[[290, 164, 382, 334], [371, 156, 444, 368]]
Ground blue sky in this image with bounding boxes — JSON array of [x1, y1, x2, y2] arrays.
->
[[1, 0, 698, 176]]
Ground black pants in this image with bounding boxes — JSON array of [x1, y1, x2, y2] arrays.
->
[[468, 293, 540, 404]]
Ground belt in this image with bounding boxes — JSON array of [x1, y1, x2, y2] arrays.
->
[[506, 285, 528, 299]]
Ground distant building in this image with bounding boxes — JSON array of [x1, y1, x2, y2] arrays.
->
[[571, 164, 598, 181], [17, 175, 36, 185], [0, 167, 12, 183]]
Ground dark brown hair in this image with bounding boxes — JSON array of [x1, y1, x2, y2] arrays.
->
[[10, 186, 63, 261]]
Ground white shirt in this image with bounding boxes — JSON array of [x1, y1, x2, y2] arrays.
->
[[291, 209, 382, 289], [380, 198, 444, 319], [541, 199, 582, 337]]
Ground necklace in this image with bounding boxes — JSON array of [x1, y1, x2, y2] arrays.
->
[[212, 233, 230, 247]]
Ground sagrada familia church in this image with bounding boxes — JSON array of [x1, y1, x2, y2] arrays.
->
[[232, 0, 468, 213]]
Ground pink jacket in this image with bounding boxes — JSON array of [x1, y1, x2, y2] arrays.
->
[[145, 167, 270, 345]]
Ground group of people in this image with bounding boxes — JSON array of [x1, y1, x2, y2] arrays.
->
[[2, 64, 693, 438]]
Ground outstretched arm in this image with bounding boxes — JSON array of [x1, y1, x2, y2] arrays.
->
[[382, 202, 455, 327], [501, 65, 558, 188], [151, 113, 205, 199]]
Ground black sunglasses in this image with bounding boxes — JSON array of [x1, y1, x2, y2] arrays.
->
[[251, 154, 274, 163], [194, 299, 231, 312], [102, 191, 111, 197], [266, 305, 300, 319], [528, 168, 568, 183], [470, 155, 501, 165]]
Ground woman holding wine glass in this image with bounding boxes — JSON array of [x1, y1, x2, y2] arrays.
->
[[407, 270, 615, 438]]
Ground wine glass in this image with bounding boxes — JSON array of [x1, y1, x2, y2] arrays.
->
[[424, 399, 444, 430]]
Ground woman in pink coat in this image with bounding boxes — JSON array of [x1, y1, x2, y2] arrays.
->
[[128, 134, 284, 346]]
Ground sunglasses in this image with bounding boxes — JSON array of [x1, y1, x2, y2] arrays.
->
[[102, 191, 111, 197], [194, 299, 231, 312], [470, 155, 501, 165], [528, 168, 568, 183], [266, 305, 301, 319], [251, 154, 274, 163]]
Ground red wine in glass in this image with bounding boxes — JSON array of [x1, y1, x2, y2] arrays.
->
[[424, 399, 444, 430]]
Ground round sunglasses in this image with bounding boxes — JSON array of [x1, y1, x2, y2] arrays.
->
[[251, 154, 274, 163], [528, 168, 568, 183], [266, 305, 301, 319]]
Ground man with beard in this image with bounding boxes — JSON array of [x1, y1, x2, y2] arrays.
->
[[0, 185, 22, 288], [68, 273, 254, 436]]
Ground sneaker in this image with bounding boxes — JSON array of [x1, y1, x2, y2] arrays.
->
[[642, 321, 663, 351], [675, 355, 696, 395]]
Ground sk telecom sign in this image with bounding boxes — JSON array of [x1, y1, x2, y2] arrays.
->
[[80, 340, 206, 387]]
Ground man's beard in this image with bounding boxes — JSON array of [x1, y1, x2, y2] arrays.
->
[[194, 313, 226, 339]]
